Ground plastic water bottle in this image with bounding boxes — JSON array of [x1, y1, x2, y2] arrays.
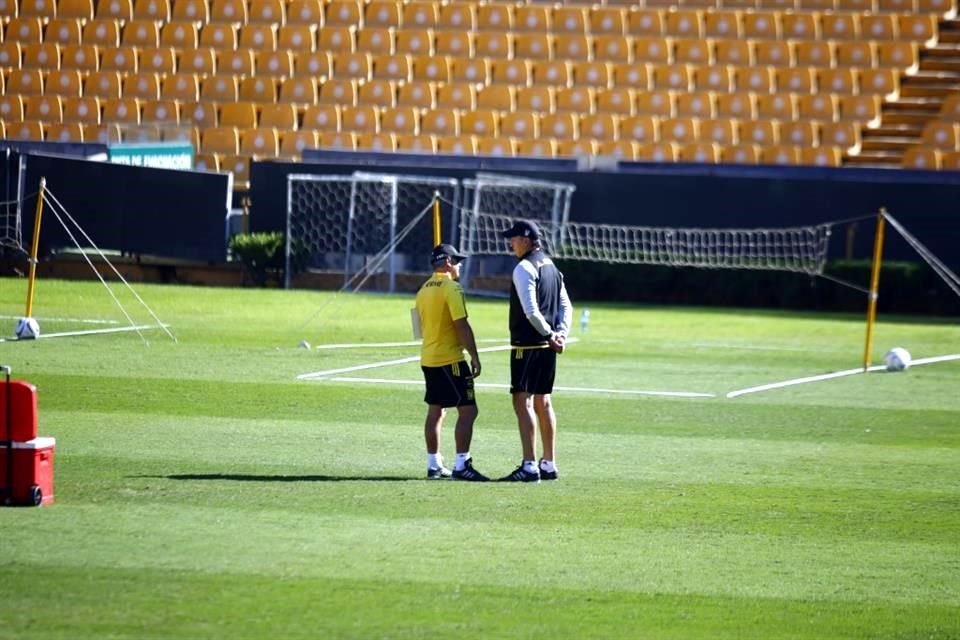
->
[[580, 308, 590, 333]]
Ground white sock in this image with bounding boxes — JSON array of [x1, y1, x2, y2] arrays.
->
[[540, 459, 556, 473], [522, 459, 538, 474], [427, 453, 442, 469], [454, 453, 470, 471]]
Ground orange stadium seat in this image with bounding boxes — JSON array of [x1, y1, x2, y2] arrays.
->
[[141, 98, 180, 124], [279, 77, 319, 105], [596, 87, 634, 115], [357, 79, 396, 107], [319, 78, 359, 105], [210, 0, 247, 23], [380, 106, 419, 134], [123, 72, 162, 100], [24, 95, 64, 121], [590, 7, 627, 35], [500, 111, 539, 139], [259, 103, 297, 129], [635, 89, 673, 116], [161, 73, 201, 101], [256, 50, 295, 77], [403, 1, 438, 28], [83, 19, 122, 47], [249, 0, 284, 24], [161, 21, 200, 48], [219, 102, 258, 127], [62, 96, 102, 123], [302, 104, 341, 131], [279, 129, 319, 158], [172, 0, 209, 22], [437, 3, 474, 30], [286, 0, 322, 25], [531, 60, 571, 87], [411, 56, 450, 83], [60, 0, 96, 20], [396, 81, 435, 108]]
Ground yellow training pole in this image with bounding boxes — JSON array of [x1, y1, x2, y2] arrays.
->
[[24, 177, 47, 319], [432, 192, 441, 247], [862, 208, 887, 371]]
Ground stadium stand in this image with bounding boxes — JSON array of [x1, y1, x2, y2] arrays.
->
[[2, 0, 960, 187]]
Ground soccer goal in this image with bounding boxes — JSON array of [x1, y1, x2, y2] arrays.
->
[[286, 172, 460, 292]]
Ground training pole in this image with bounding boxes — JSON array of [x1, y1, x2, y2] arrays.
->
[[24, 177, 46, 319], [862, 208, 887, 371], [432, 192, 441, 247]]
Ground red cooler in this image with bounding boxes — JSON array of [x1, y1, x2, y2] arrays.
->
[[0, 437, 56, 506], [0, 380, 39, 442]]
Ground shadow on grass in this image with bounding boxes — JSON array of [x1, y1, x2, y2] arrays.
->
[[132, 473, 421, 483]]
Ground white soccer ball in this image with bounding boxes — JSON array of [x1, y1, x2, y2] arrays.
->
[[884, 347, 911, 372], [15, 317, 40, 340]]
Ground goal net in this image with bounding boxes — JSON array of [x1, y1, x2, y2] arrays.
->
[[286, 172, 459, 291]]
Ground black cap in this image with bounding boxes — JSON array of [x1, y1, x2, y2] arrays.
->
[[431, 243, 468, 265], [501, 219, 542, 240]]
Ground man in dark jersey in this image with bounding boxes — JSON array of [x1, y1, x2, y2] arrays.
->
[[498, 220, 573, 483], [415, 244, 490, 482]]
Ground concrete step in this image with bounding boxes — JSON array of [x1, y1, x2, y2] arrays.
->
[[899, 84, 960, 98], [860, 137, 917, 152], [869, 124, 923, 137], [883, 112, 936, 126]]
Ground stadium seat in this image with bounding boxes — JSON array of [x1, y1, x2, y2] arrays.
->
[[476, 84, 515, 111], [793, 40, 834, 66], [171, 0, 208, 21], [515, 4, 550, 32], [82, 122, 123, 144], [514, 32, 552, 61], [379, 105, 419, 134], [258, 103, 297, 129], [461, 110, 498, 137], [779, 120, 818, 146], [341, 104, 379, 132], [102, 97, 141, 124], [62, 96, 102, 123], [517, 138, 557, 158], [200, 23, 238, 49], [594, 35, 632, 63], [800, 145, 842, 167], [596, 87, 634, 115], [516, 86, 556, 113], [743, 12, 781, 38], [921, 121, 960, 150], [319, 78, 358, 105], [700, 118, 737, 145], [6, 17, 43, 43], [818, 68, 858, 94], [201, 75, 239, 103], [99, 46, 138, 74], [598, 139, 639, 160], [451, 57, 490, 84], [96, 0, 133, 21], [733, 66, 774, 92], [858, 69, 898, 98], [83, 19, 122, 47], [476, 137, 516, 157], [45, 18, 84, 45], [401, 0, 436, 28], [333, 52, 371, 80], [782, 12, 819, 39], [917, 0, 955, 15], [776, 67, 816, 93], [7, 69, 44, 96], [720, 144, 760, 164], [141, 98, 179, 124], [590, 6, 626, 34], [652, 64, 691, 91], [740, 119, 779, 146], [7, 120, 46, 141], [579, 113, 618, 140], [675, 39, 712, 65], [249, 0, 283, 24], [635, 89, 673, 116], [797, 93, 839, 120], [256, 50, 294, 77], [394, 134, 436, 153], [286, 0, 322, 25], [674, 91, 714, 117], [159, 21, 199, 47], [302, 104, 341, 131], [491, 59, 529, 86], [239, 24, 278, 51], [220, 102, 258, 128], [279, 129, 319, 158], [692, 65, 732, 92], [835, 41, 875, 67], [202, 126, 240, 154], [552, 86, 593, 115], [161, 73, 200, 102], [715, 92, 756, 119], [357, 28, 393, 55], [357, 79, 396, 107], [240, 76, 278, 102], [326, 0, 361, 26], [218, 49, 255, 75], [636, 141, 678, 162], [396, 80, 435, 108], [540, 112, 577, 140], [24, 95, 64, 121], [435, 32, 472, 59], [355, 132, 396, 152], [210, 0, 246, 23], [821, 121, 861, 150], [46, 122, 86, 142], [122, 20, 160, 47], [665, 10, 703, 37], [877, 41, 918, 71], [279, 76, 318, 105], [420, 108, 460, 136], [861, 14, 897, 40], [436, 3, 474, 30], [660, 116, 698, 144], [222, 155, 251, 187], [756, 93, 796, 120], [180, 48, 215, 74], [500, 111, 539, 139], [531, 60, 571, 87], [677, 142, 719, 163], [240, 128, 280, 156], [939, 151, 960, 169], [371, 54, 411, 82], [20, 43, 59, 71], [555, 34, 591, 61], [759, 145, 800, 165], [820, 12, 860, 39], [59, 0, 96, 20], [364, 0, 400, 28], [634, 36, 672, 63], [318, 131, 357, 150], [477, 3, 513, 31], [138, 47, 176, 74], [754, 40, 792, 66], [278, 25, 316, 51], [901, 147, 941, 169], [430, 82, 471, 110], [294, 51, 333, 78]]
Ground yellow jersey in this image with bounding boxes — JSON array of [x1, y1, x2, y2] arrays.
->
[[415, 272, 468, 367]]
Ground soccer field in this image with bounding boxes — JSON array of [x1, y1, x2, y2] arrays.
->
[[1, 277, 958, 639]]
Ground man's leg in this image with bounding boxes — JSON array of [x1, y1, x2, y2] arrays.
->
[[533, 394, 556, 463], [454, 404, 478, 454], [424, 405, 444, 454], [512, 392, 537, 461]]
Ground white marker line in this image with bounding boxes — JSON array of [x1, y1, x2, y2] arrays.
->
[[727, 353, 960, 398], [1, 324, 169, 342], [321, 376, 715, 399], [297, 338, 580, 381]]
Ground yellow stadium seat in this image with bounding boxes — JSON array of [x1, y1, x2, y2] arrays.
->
[[371, 54, 411, 81], [82, 19, 122, 47], [599, 140, 639, 160], [674, 91, 714, 117], [759, 145, 800, 165], [555, 33, 591, 61], [660, 116, 698, 144], [700, 119, 736, 145], [279, 77, 318, 105], [776, 67, 816, 93], [517, 86, 556, 113], [594, 35, 632, 63], [756, 93, 796, 119], [395, 29, 432, 56], [294, 51, 333, 78], [63, 96, 102, 123], [21, 43, 60, 71], [678, 142, 719, 164], [461, 110, 498, 137], [123, 72, 162, 100], [365, 0, 400, 28], [240, 77, 279, 102], [286, 0, 322, 25], [121, 20, 160, 47], [201, 75, 239, 102], [590, 7, 626, 34], [715, 40, 752, 66], [256, 50, 294, 77], [754, 40, 791, 66], [420, 108, 460, 136], [743, 12, 781, 38], [46, 122, 86, 142], [436, 135, 476, 155], [475, 31, 511, 59], [780, 120, 818, 146], [515, 4, 549, 32], [403, 0, 439, 29], [627, 8, 665, 36], [435, 32, 472, 58], [394, 134, 436, 153], [476, 137, 516, 157], [817, 68, 857, 95], [652, 64, 691, 91], [782, 13, 819, 39], [898, 15, 937, 44], [325, 0, 361, 26], [396, 81, 435, 108], [634, 36, 672, 63], [636, 141, 678, 162], [96, 0, 133, 21], [138, 47, 176, 74], [876, 41, 918, 71], [540, 112, 577, 139], [301, 104, 341, 131], [579, 113, 618, 140], [477, 3, 513, 31], [720, 144, 760, 164], [693, 65, 731, 92], [820, 12, 859, 39], [7, 69, 44, 95], [553, 6, 588, 33], [635, 89, 673, 116], [450, 57, 489, 84], [797, 94, 838, 120], [917, 0, 954, 16], [358, 79, 396, 107], [901, 147, 941, 170], [675, 39, 712, 64], [435, 82, 475, 109], [596, 87, 634, 115], [939, 151, 960, 170], [259, 103, 297, 129], [279, 129, 319, 158], [45, 19, 84, 45], [172, 0, 208, 22], [278, 25, 316, 51], [134, 0, 170, 20], [99, 46, 138, 73], [920, 121, 959, 150], [793, 40, 834, 67], [362, 29, 401, 55], [102, 97, 141, 124], [160, 20, 199, 48], [436, 3, 474, 30], [60, 0, 96, 20], [58, 44, 96, 72], [861, 14, 897, 40], [239, 24, 278, 50], [141, 98, 179, 124], [181, 48, 216, 74], [411, 55, 449, 83], [821, 121, 861, 150], [740, 119, 779, 146], [319, 78, 358, 105], [341, 104, 379, 132], [219, 102, 257, 128], [517, 138, 558, 158], [733, 66, 774, 92], [835, 41, 875, 67], [222, 155, 251, 187], [858, 69, 898, 98], [500, 111, 539, 139], [210, 0, 246, 23], [491, 59, 530, 85], [7, 120, 46, 141], [476, 84, 515, 111], [249, 0, 283, 24], [199, 23, 238, 49], [556, 139, 598, 158], [715, 92, 756, 119], [514, 32, 553, 60], [531, 60, 571, 87], [555, 86, 595, 113], [240, 128, 280, 155], [333, 52, 372, 80], [665, 10, 703, 37], [379, 105, 419, 134], [161, 73, 201, 102], [24, 94, 64, 121], [704, 10, 742, 38]]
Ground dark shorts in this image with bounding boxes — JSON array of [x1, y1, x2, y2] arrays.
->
[[422, 361, 476, 408], [510, 347, 557, 395]]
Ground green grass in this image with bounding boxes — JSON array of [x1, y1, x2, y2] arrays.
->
[[1, 277, 959, 639]]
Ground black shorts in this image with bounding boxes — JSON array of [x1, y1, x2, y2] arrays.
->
[[510, 347, 557, 395], [422, 361, 476, 408]]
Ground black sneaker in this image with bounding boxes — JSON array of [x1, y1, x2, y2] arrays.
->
[[426, 466, 452, 480], [499, 465, 540, 483], [452, 459, 490, 482], [539, 460, 558, 481]]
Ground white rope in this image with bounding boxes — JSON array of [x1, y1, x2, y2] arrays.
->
[[883, 212, 960, 298]]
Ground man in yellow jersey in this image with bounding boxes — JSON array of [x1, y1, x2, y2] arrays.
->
[[415, 244, 489, 482]]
